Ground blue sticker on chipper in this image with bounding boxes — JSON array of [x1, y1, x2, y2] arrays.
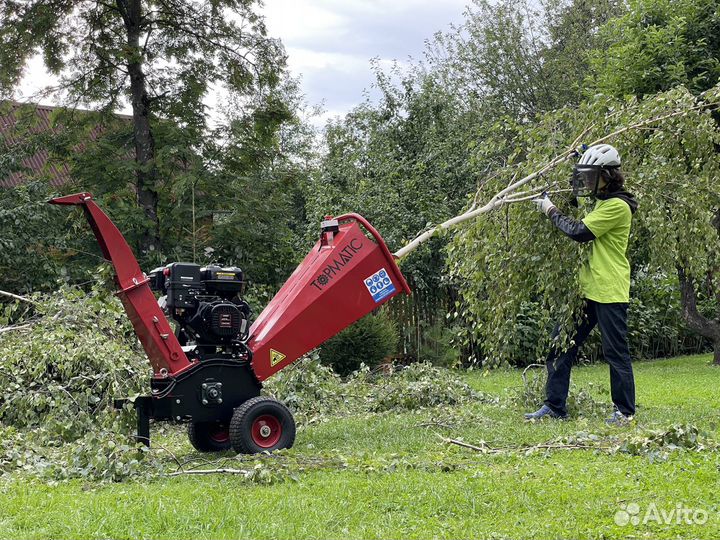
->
[[364, 268, 396, 302]]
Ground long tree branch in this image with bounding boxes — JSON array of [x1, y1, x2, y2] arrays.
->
[[0, 290, 38, 305], [393, 100, 720, 259]]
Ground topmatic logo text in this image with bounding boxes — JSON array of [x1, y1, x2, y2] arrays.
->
[[310, 239, 364, 290]]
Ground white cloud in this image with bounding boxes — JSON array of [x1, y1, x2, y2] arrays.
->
[[262, 0, 468, 120], [262, 2, 346, 42]]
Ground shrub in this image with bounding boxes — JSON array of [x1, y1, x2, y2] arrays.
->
[[320, 310, 399, 376]]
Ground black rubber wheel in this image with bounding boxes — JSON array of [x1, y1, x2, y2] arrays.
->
[[230, 396, 296, 454], [187, 421, 232, 452]]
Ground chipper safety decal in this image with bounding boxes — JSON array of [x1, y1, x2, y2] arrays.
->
[[270, 349, 286, 367], [364, 268, 396, 303]]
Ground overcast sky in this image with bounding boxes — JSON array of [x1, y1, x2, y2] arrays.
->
[[261, 0, 468, 124], [15, 1, 469, 125]]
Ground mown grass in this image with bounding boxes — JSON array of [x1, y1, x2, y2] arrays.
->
[[1, 354, 719, 539]]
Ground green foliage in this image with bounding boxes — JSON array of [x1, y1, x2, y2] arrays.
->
[[426, 0, 624, 117], [620, 423, 711, 455], [367, 363, 480, 412], [0, 286, 156, 480], [319, 311, 399, 376], [590, 0, 720, 98], [263, 352, 346, 418], [411, 320, 462, 368], [0, 182, 71, 292], [0, 1, 284, 119], [0, 286, 145, 437], [626, 270, 713, 359], [0, 288, 148, 430]]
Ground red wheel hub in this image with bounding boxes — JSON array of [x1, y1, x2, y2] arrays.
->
[[251, 414, 282, 448], [209, 425, 229, 444]]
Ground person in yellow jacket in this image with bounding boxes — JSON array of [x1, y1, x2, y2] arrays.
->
[[525, 144, 638, 425]]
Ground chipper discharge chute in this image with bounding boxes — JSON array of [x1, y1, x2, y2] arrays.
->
[[49, 192, 410, 454]]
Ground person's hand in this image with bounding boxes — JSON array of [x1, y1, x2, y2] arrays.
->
[[532, 194, 556, 216]]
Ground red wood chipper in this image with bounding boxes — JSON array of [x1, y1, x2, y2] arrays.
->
[[49, 192, 410, 454]]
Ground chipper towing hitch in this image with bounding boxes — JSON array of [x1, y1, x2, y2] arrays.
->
[[49, 193, 410, 454]]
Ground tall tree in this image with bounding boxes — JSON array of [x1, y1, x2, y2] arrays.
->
[[0, 0, 285, 255], [424, 0, 624, 119]]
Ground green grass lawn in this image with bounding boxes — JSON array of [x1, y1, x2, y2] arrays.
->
[[1, 354, 719, 539]]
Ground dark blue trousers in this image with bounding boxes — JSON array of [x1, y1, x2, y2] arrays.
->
[[544, 300, 636, 416]]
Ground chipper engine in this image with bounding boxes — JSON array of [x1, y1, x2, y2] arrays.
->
[[49, 192, 410, 454]]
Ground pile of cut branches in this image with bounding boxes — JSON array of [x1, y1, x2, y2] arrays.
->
[[0, 287, 482, 481]]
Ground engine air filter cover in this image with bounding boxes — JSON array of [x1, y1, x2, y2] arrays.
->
[[207, 302, 242, 339]]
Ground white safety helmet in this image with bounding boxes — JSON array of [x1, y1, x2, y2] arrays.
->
[[578, 144, 621, 167], [572, 144, 622, 197]]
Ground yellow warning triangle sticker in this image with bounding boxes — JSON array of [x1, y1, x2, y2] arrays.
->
[[270, 349, 286, 367]]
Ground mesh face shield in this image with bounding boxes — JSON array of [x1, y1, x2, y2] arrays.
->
[[571, 165, 602, 198]]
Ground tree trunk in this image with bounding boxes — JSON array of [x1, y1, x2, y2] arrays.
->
[[119, 0, 160, 255], [677, 265, 720, 364]]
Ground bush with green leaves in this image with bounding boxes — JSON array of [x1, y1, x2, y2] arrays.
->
[[319, 310, 399, 376]]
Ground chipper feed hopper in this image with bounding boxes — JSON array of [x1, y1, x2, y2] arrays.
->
[[49, 193, 410, 454]]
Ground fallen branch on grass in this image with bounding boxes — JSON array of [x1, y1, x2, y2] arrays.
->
[[440, 435, 609, 454], [0, 324, 32, 334], [168, 468, 251, 477], [416, 421, 456, 429]]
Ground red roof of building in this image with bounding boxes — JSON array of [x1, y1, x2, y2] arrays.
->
[[0, 101, 131, 188], [0, 101, 72, 187]]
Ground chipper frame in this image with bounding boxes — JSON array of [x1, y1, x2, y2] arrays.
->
[[49, 192, 410, 453]]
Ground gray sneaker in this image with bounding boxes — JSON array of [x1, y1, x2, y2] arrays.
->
[[524, 404, 567, 420], [606, 410, 634, 426]]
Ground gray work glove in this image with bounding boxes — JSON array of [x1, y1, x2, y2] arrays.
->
[[532, 194, 556, 216]]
